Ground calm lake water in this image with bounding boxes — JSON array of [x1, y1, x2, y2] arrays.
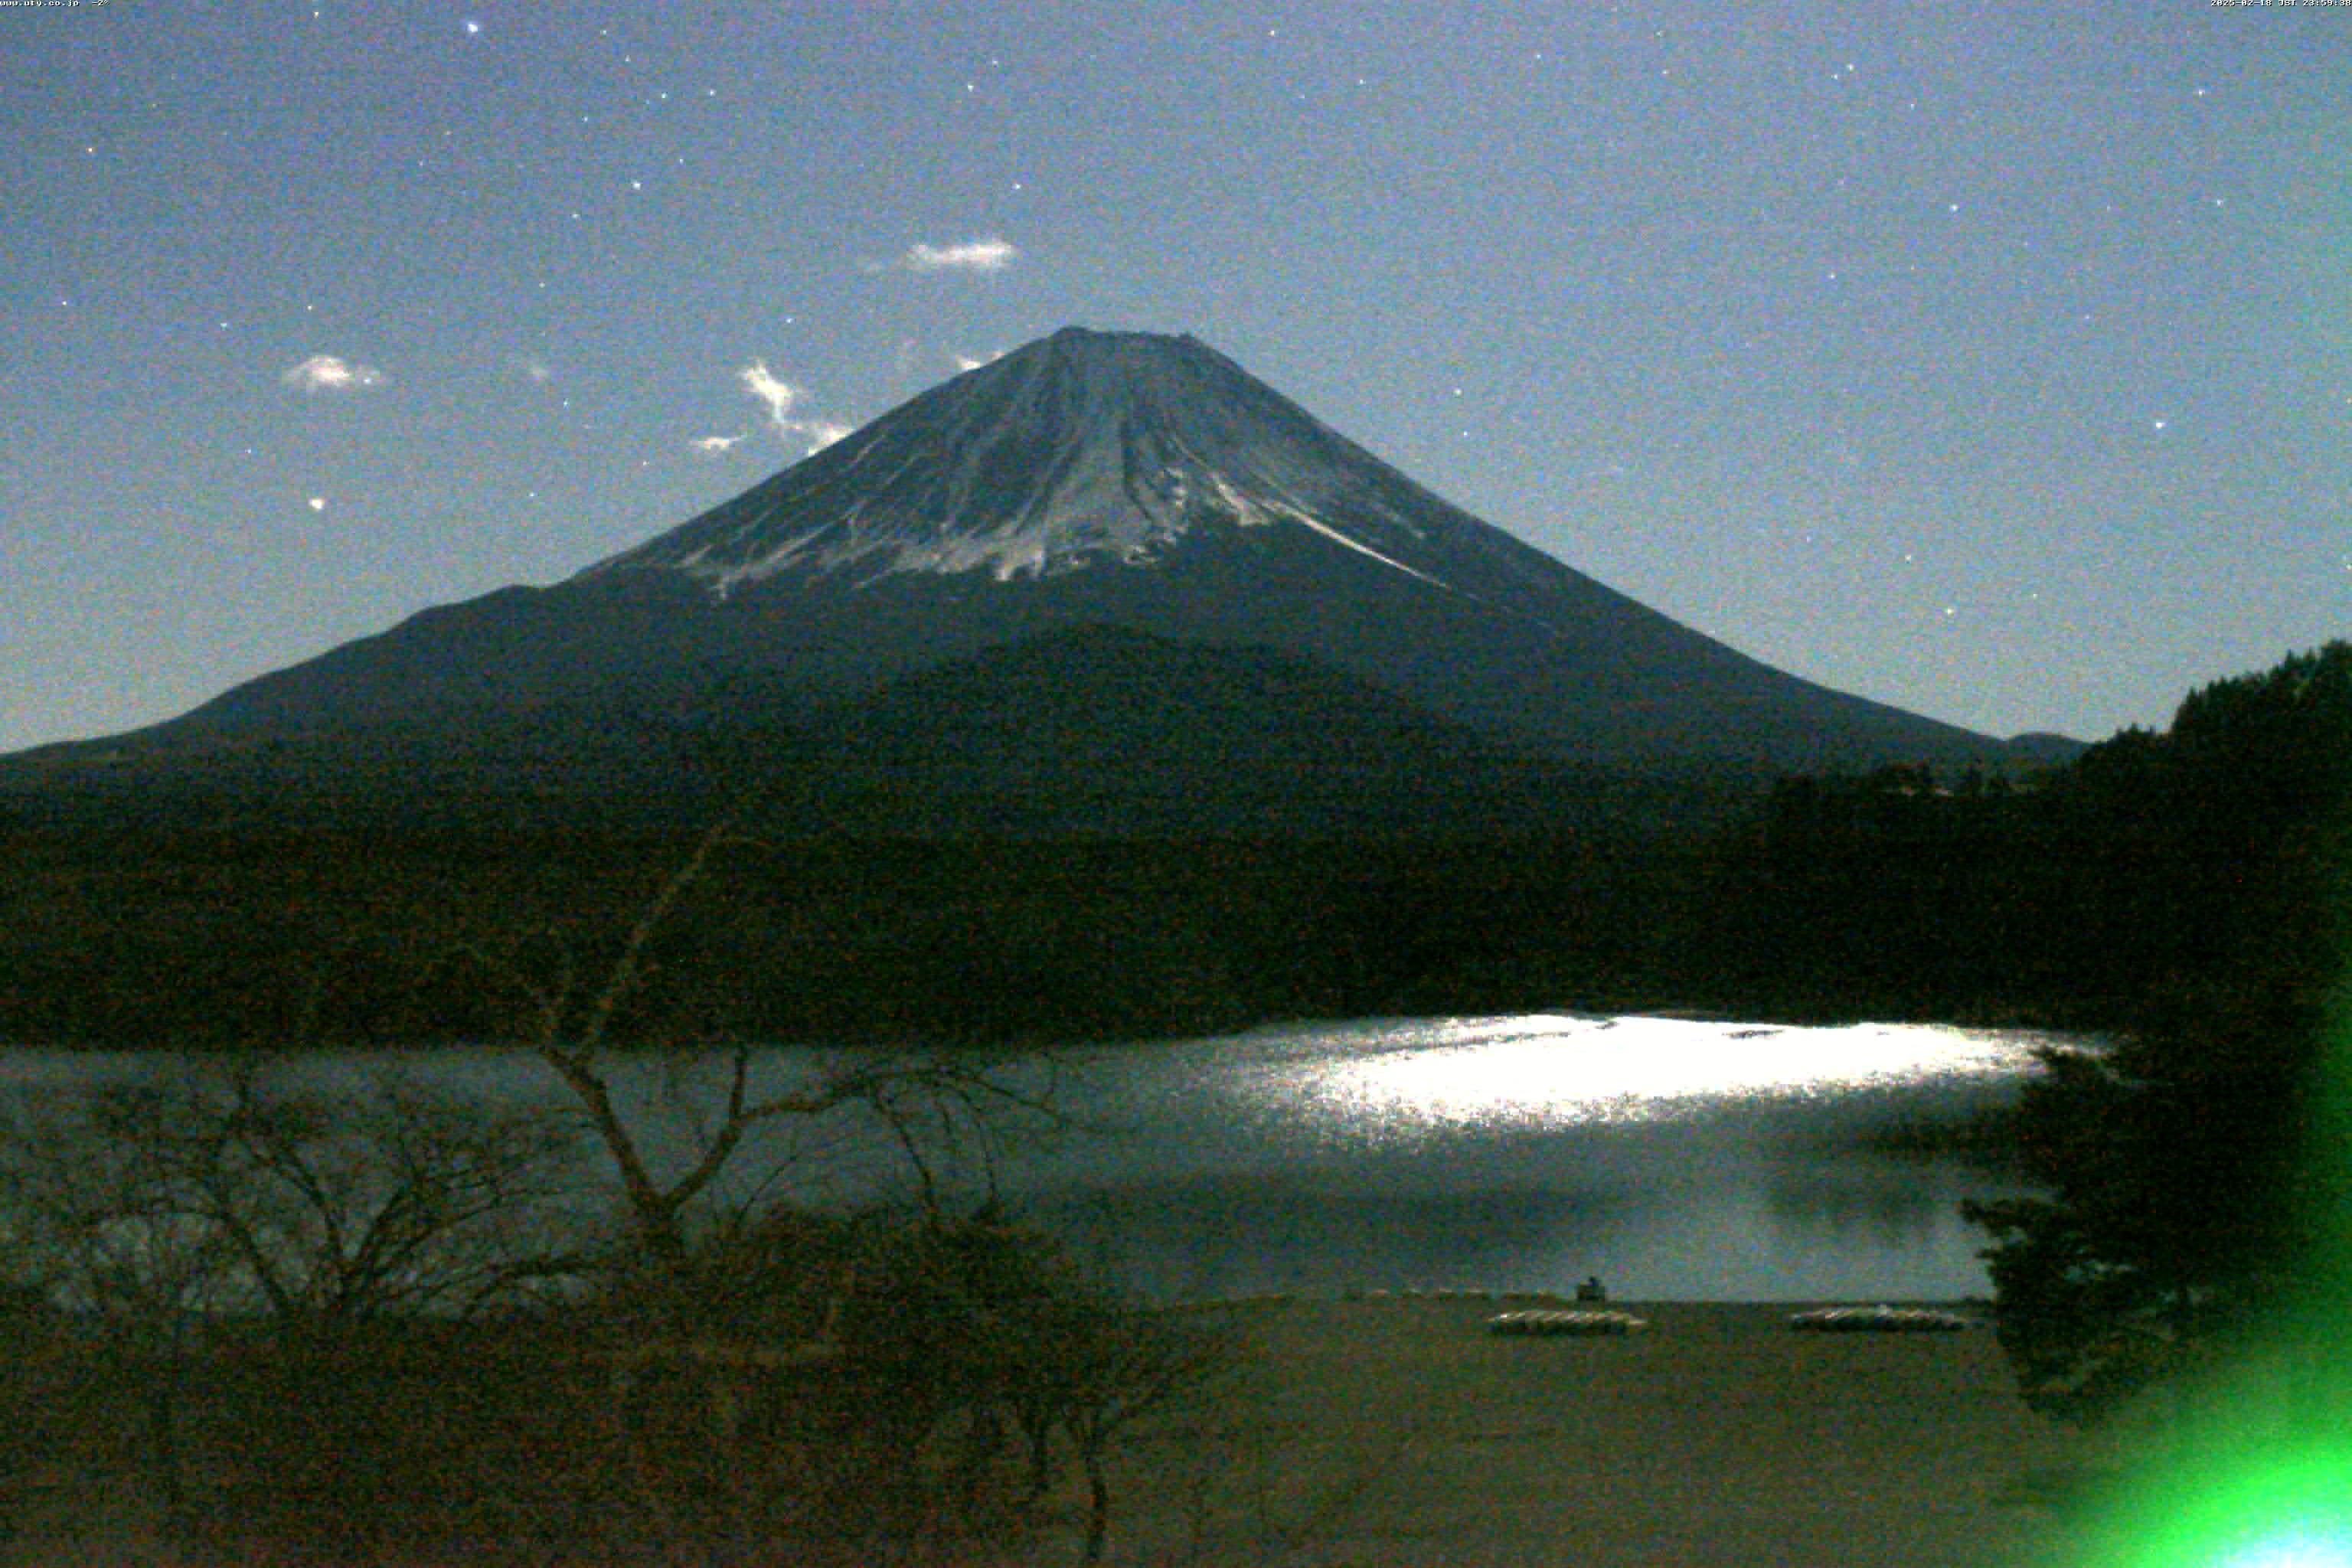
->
[[3, 1014, 2059, 1302]]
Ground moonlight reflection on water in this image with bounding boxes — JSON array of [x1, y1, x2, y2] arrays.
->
[[1020, 1014, 2057, 1302], [1240, 1014, 2037, 1135], [0, 1015, 2060, 1302]]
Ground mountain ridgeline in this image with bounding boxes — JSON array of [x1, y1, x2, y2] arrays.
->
[[2, 326, 2130, 1047], [85, 327, 2046, 781]]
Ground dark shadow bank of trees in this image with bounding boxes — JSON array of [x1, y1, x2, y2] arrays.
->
[[1683, 642, 2351, 1031], [1954, 645, 2352, 1448]]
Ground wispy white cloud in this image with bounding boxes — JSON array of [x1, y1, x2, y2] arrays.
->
[[514, 354, 554, 385], [906, 237, 1019, 272], [280, 354, 384, 393], [952, 348, 1007, 372], [732, 360, 853, 455], [863, 236, 1021, 276], [692, 433, 749, 455], [740, 361, 802, 427]]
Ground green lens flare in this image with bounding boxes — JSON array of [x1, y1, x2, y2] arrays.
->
[[2081, 841, 2352, 1566], [2233, 1540, 2352, 1568], [2089, 1446, 2352, 1568]]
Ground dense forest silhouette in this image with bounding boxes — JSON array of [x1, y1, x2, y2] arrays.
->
[[1694, 640, 2348, 1031], [0, 641, 2342, 1051]]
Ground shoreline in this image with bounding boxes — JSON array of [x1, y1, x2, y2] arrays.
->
[[1166, 1288, 1995, 1309], [1076, 1292, 2083, 1568]]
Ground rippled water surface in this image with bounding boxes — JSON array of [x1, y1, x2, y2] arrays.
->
[[1007, 1014, 2052, 1301], [4, 1014, 2060, 1302]]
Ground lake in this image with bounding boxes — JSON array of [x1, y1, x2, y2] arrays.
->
[[993, 1013, 2053, 1302], [0, 1012, 2058, 1302]]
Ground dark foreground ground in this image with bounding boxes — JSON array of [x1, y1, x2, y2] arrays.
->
[[2, 1295, 2106, 1568], [1060, 1295, 2096, 1568]]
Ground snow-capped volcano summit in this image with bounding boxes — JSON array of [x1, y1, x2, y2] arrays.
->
[[585, 327, 1459, 593], [86, 326, 2048, 774]]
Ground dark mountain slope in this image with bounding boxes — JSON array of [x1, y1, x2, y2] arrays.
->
[[776, 622, 1609, 837]]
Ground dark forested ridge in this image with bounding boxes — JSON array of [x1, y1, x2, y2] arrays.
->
[[0, 626, 1749, 1048], [0, 821, 1708, 1050], [1948, 645, 2352, 1434], [2, 638, 2341, 1052], [1684, 641, 2351, 1029]]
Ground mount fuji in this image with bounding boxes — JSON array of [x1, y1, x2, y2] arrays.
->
[[35, 328, 2052, 786], [0, 328, 2088, 1044]]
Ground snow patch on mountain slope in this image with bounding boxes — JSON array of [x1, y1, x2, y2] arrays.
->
[[662, 438, 1447, 598], [1200, 475, 1442, 586], [586, 328, 1463, 599]]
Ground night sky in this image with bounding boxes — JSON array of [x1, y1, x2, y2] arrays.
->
[[6, 0, 2347, 755]]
